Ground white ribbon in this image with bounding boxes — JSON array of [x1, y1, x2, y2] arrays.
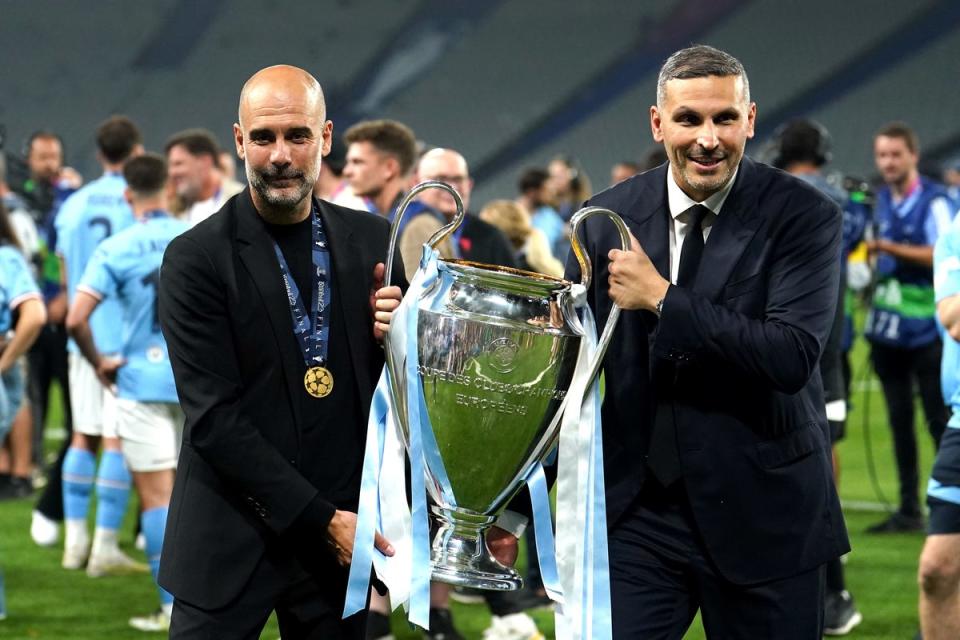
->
[[554, 285, 612, 640], [344, 249, 439, 627]]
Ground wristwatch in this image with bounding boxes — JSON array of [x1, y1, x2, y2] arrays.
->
[[654, 284, 670, 316]]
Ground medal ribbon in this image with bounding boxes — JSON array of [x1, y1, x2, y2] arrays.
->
[[271, 207, 332, 368]]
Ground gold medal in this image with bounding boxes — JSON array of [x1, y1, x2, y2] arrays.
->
[[304, 365, 334, 398]]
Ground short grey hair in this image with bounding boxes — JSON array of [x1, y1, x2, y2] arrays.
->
[[656, 44, 750, 107]]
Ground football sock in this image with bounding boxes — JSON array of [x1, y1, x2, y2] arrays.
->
[[94, 450, 131, 534], [62, 447, 96, 546], [142, 507, 173, 605]]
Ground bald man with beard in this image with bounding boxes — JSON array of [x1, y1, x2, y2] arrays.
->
[[157, 65, 403, 639]]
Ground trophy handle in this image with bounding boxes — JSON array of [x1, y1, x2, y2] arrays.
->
[[384, 180, 466, 288], [568, 206, 631, 386]]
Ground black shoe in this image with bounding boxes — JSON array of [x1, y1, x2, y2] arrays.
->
[[0, 476, 34, 501], [365, 610, 394, 640], [865, 511, 925, 533], [427, 607, 464, 640], [823, 590, 863, 635]]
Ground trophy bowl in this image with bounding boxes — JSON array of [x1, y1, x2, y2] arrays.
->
[[384, 181, 627, 591]]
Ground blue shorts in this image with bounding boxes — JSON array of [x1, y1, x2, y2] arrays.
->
[[0, 363, 25, 441], [927, 419, 960, 535]]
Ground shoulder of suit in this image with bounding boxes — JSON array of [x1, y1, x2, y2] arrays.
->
[[760, 162, 841, 213], [463, 212, 500, 237]]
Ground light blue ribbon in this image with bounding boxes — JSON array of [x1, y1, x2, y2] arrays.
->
[[401, 249, 440, 629], [412, 350, 456, 507], [343, 371, 390, 618], [524, 461, 563, 602], [344, 246, 442, 628], [554, 299, 611, 640], [584, 373, 611, 636]]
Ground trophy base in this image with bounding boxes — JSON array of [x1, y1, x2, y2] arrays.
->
[[429, 507, 522, 591]]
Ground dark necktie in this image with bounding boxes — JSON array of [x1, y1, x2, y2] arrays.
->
[[676, 204, 709, 287], [647, 204, 710, 487]]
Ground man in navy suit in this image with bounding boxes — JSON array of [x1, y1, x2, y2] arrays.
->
[[567, 45, 850, 638]]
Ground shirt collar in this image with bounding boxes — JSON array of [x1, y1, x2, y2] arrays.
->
[[666, 164, 738, 220]]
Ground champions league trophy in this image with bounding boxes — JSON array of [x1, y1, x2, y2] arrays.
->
[[382, 181, 629, 591]]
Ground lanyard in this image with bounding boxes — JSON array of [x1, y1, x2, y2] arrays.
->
[[271, 208, 333, 367]]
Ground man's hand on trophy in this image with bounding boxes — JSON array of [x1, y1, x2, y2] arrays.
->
[[326, 509, 395, 567], [371, 262, 403, 342], [486, 526, 520, 567], [607, 233, 669, 312]]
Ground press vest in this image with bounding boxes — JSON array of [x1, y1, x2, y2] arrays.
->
[[865, 178, 951, 348]]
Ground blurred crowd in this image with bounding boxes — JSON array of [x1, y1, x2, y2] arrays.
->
[[1, 106, 960, 639]]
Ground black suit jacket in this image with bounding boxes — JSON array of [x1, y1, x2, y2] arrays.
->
[[460, 214, 519, 268], [569, 158, 850, 585], [157, 191, 401, 608]]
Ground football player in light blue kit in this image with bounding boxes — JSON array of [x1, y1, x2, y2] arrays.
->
[[68, 154, 188, 632], [54, 116, 145, 576], [0, 202, 48, 619], [921, 214, 960, 639]]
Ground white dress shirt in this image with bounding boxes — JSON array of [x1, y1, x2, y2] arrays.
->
[[665, 166, 738, 284]]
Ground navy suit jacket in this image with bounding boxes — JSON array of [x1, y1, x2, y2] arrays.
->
[[568, 157, 851, 585]]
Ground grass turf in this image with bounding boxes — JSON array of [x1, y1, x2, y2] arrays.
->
[[0, 330, 940, 638]]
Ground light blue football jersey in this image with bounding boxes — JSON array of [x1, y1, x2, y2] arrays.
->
[[934, 216, 960, 418], [54, 172, 134, 353], [78, 213, 187, 403], [0, 245, 41, 334]]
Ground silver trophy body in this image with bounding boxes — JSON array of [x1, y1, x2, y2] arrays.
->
[[384, 181, 627, 591]]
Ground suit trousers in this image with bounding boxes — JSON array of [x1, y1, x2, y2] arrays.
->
[[870, 340, 948, 516], [27, 323, 71, 466], [169, 543, 366, 640], [609, 479, 825, 639]]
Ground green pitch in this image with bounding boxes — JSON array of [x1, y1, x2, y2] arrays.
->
[[0, 329, 938, 638]]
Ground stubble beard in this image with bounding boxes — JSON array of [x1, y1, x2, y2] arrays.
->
[[247, 164, 318, 221], [673, 143, 738, 200], [884, 167, 911, 192], [676, 160, 733, 201]]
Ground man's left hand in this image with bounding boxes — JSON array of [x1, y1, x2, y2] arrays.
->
[[607, 234, 670, 311], [371, 262, 402, 342], [486, 526, 519, 567]]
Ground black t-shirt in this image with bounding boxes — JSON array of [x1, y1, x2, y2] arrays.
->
[[264, 215, 365, 516]]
